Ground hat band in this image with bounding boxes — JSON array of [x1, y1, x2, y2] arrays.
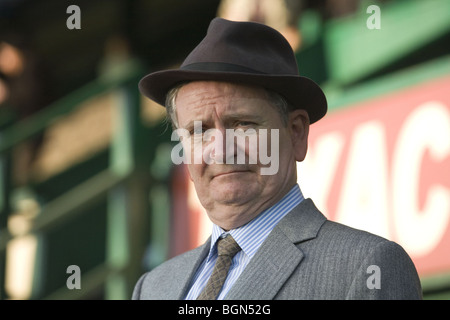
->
[[180, 62, 266, 74]]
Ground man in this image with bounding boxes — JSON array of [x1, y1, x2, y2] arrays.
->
[[132, 18, 422, 300]]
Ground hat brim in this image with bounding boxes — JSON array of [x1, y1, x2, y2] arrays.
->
[[139, 69, 327, 124]]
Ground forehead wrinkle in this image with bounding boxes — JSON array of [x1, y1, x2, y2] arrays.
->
[[176, 81, 271, 128], [178, 98, 231, 129]]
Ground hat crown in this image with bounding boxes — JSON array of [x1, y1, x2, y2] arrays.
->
[[181, 18, 299, 76], [138, 17, 327, 124]]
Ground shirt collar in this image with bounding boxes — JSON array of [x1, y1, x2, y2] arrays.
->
[[206, 184, 304, 262]]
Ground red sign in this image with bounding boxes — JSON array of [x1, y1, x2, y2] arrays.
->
[[298, 76, 450, 276]]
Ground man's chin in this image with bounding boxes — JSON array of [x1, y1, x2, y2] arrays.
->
[[211, 183, 257, 206]]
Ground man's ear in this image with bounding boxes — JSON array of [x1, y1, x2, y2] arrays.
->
[[289, 109, 310, 162]]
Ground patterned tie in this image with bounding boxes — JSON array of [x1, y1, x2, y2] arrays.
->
[[197, 234, 241, 300]]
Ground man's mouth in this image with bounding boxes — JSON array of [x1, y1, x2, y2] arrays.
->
[[213, 170, 251, 179]]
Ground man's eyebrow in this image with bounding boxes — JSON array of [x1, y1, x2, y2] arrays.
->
[[183, 118, 209, 127], [182, 113, 264, 129], [222, 113, 265, 122]]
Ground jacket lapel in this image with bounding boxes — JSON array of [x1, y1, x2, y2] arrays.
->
[[171, 238, 211, 299], [225, 199, 326, 300]]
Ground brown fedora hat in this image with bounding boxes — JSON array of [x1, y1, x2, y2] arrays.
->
[[139, 17, 327, 123]]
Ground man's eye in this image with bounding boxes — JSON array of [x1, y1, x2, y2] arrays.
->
[[191, 127, 206, 135], [237, 121, 255, 127]]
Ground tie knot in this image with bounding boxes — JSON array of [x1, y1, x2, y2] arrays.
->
[[217, 235, 241, 257]]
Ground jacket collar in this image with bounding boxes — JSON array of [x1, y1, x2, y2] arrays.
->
[[225, 198, 326, 300], [172, 198, 326, 300]]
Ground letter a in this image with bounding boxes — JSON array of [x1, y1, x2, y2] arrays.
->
[[366, 265, 381, 289], [366, 5, 381, 30], [66, 5, 81, 30], [66, 265, 81, 289]]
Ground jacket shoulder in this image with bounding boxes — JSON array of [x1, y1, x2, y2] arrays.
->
[[132, 244, 208, 300], [302, 219, 422, 299]]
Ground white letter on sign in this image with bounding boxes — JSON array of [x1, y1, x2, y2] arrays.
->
[[335, 121, 390, 239], [392, 101, 450, 257]]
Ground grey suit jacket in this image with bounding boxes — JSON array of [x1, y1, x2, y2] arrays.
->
[[132, 199, 422, 299]]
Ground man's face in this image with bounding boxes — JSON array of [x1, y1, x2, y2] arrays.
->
[[175, 81, 309, 230]]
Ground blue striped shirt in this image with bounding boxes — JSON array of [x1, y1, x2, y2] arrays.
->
[[184, 184, 304, 300]]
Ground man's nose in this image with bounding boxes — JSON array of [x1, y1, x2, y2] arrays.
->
[[204, 127, 236, 164]]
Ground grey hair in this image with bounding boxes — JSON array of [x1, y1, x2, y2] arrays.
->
[[165, 82, 295, 129], [165, 82, 186, 129]]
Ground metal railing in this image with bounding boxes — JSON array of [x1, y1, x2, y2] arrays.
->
[[0, 62, 162, 299]]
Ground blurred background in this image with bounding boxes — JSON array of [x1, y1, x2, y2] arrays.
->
[[0, 0, 448, 300]]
